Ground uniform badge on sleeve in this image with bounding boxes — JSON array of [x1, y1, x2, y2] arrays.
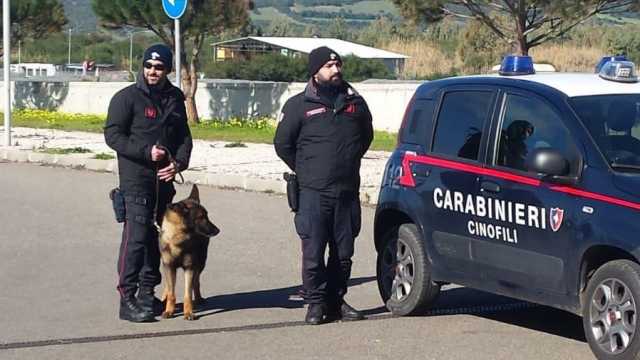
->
[[305, 107, 327, 118], [345, 104, 356, 113], [145, 106, 157, 119]]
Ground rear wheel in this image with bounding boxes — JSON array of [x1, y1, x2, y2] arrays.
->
[[376, 223, 440, 315], [583, 260, 640, 360]]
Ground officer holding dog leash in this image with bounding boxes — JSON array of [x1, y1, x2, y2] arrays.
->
[[105, 44, 193, 322], [274, 47, 374, 325]]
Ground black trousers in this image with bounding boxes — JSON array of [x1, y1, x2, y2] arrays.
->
[[294, 188, 362, 305], [116, 185, 175, 299]]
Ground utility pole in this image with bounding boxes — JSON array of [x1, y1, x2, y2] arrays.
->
[[3, 0, 11, 146], [67, 28, 72, 65], [129, 31, 133, 73], [175, 19, 181, 89]]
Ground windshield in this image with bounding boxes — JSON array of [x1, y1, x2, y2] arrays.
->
[[572, 94, 640, 170]]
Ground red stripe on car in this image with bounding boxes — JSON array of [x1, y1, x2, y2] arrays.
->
[[399, 152, 640, 211]]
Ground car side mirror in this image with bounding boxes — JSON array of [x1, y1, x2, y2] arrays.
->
[[527, 148, 578, 186]]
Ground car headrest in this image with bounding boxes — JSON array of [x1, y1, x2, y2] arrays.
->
[[607, 100, 637, 132]]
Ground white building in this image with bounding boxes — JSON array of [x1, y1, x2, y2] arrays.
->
[[211, 36, 409, 74], [12, 63, 57, 77]]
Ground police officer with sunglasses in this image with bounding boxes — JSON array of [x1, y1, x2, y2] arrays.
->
[[105, 44, 193, 322]]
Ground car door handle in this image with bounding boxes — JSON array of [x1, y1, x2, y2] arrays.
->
[[412, 163, 431, 178], [480, 181, 501, 193]]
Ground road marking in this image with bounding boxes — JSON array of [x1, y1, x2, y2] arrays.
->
[[0, 302, 536, 351]]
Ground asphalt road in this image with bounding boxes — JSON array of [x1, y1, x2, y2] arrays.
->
[[0, 162, 595, 360]]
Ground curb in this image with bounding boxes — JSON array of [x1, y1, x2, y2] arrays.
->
[[0, 148, 381, 205]]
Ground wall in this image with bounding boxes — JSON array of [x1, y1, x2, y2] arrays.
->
[[1, 79, 422, 132]]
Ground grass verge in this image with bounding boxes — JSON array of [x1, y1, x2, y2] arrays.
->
[[8, 110, 397, 151]]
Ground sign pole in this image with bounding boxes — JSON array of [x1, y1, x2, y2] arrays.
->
[[3, 0, 11, 147], [162, 0, 186, 90], [175, 18, 181, 90]]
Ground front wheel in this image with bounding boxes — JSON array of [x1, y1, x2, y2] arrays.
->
[[583, 259, 640, 360], [376, 223, 440, 316]]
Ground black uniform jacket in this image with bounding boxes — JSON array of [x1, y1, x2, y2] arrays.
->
[[274, 79, 374, 193], [104, 72, 193, 192]]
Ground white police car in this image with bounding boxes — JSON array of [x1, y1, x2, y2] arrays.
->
[[375, 55, 640, 359]]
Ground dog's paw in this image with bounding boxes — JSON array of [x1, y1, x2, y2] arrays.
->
[[184, 312, 198, 321]]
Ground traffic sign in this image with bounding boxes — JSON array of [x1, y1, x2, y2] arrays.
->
[[162, 0, 187, 19]]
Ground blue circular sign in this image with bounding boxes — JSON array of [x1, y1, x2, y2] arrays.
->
[[162, 0, 188, 19]]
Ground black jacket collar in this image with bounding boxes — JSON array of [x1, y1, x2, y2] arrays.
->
[[135, 71, 184, 101], [303, 78, 360, 107]]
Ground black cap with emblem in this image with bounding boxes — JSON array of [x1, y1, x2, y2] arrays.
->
[[308, 46, 342, 77], [142, 44, 174, 73]]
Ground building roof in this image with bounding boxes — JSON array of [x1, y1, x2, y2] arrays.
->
[[211, 36, 409, 59]]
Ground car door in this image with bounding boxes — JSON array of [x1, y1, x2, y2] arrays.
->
[[474, 89, 581, 294], [419, 86, 498, 276]]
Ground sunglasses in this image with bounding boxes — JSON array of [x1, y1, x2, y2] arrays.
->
[[144, 62, 165, 71]]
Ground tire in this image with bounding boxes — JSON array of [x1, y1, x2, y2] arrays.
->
[[583, 259, 640, 360], [376, 223, 440, 316]]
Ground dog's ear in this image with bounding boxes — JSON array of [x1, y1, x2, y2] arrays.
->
[[188, 184, 200, 203]]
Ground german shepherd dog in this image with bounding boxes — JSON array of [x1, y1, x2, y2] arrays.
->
[[159, 184, 219, 320]]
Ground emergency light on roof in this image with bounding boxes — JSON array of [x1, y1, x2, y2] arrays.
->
[[499, 55, 535, 76], [595, 55, 628, 73], [598, 60, 638, 83]]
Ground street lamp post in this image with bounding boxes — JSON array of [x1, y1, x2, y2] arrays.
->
[[67, 28, 72, 66], [129, 32, 133, 73], [3, 0, 11, 147]]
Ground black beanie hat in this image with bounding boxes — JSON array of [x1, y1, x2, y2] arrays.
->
[[308, 46, 342, 77], [143, 44, 173, 73]]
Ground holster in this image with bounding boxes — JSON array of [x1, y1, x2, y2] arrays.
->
[[283, 172, 299, 212], [109, 187, 126, 223]]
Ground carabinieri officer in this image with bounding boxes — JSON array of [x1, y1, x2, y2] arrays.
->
[[105, 44, 193, 322], [274, 46, 374, 325]]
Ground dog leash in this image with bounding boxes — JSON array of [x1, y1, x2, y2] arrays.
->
[[152, 145, 185, 234]]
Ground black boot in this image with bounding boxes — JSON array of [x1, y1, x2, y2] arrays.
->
[[305, 303, 327, 325], [137, 288, 163, 316], [329, 299, 364, 321], [120, 297, 155, 323]]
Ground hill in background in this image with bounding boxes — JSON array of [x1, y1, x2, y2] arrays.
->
[[61, 0, 97, 32], [56, 0, 640, 35]]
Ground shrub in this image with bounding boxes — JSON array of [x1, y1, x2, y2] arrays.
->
[[341, 55, 395, 82], [204, 53, 307, 82]]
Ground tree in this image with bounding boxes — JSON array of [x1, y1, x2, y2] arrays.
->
[[92, 0, 253, 124], [0, 0, 67, 57], [392, 0, 639, 55], [326, 16, 350, 40]]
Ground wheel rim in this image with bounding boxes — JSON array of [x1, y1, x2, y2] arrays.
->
[[380, 237, 415, 302], [589, 278, 637, 355]]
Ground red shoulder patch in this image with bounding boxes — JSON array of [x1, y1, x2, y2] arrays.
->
[[345, 104, 356, 113]]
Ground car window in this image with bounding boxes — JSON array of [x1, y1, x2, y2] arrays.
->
[[402, 99, 435, 145], [495, 94, 579, 175], [432, 91, 494, 161], [572, 94, 640, 170]]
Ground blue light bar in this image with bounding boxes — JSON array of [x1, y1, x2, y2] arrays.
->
[[595, 55, 628, 73], [598, 60, 638, 83], [499, 55, 535, 76]]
